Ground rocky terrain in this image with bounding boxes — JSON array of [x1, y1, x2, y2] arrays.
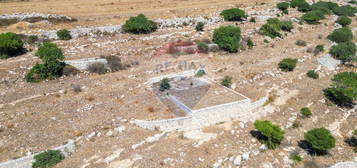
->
[[0, 0, 356, 168]]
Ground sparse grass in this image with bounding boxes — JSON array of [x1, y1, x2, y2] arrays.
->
[[290, 152, 302, 162], [87, 62, 107, 74]]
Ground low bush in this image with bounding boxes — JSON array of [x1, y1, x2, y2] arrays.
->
[[259, 18, 293, 38], [104, 56, 125, 72], [304, 128, 336, 154], [310, 1, 338, 14], [87, 62, 107, 74], [290, 152, 302, 162], [195, 69, 206, 77], [332, 5, 357, 16], [297, 2, 312, 12], [62, 64, 79, 76], [301, 10, 326, 24], [313, 44, 324, 55], [327, 27, 353, 43], [307, 70, 319, 79], [336, 16, 352, 27], [159, 78, 171, 91], [56, 29, 72, 40], [295, 40, 307, 46], [35, 42, 64, 63], [197, 42, 209, 53], [221, 76, 232, 88], [279, 58, 297, 72], [212, 26, 241, 52], [324, 72, 357, 107], [195, 22, 205, 31], [220, 8, 247, 21], [247, 38, 254, 49], [253, 120, 284, 149], [277, 2, 290, 14], [32, 150, 64, 168], [329, 41, 356, 63], [0, 32, 24, 59], [301, 107, 312, 117], [122, 14, 157, 34], [26, 42, 65, 82], [291, 0, 306, 8]]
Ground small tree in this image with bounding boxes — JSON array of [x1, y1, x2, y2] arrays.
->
[[254, 120, 284, 149], [159, 78, 171, 91], [122, 14, 157, 34], [212, 26, 241, 52], [277, 2, 290, 14], [324, 72, 357, 107], [336, 16, 352, 27], [307, 70, 319, 79], [279, 58, 297, 72], [329, 41, 356, 63], [0, 32, 24, 59], [220, 8, 247, 21], [56, 29, 72, 40], [221, 76, 232, 88], [300, 107, 312, 117], [304, 128, 336, 154], [195, 22, 205, 31], [32, 150, 64, 168], [327, 27, 353, 43]]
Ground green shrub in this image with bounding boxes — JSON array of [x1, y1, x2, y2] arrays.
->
[[220, 8, 247, 21], [197, 42, 209, 53], [277, 2, 290, 14], [301, 107, 312, 117], [212, 26, 241, 52], [56, 29, 72, 40], [329, 41, 356, 62], [314, 44, 324, 55], [332, 5, 357, 16], [328, 27, 353, 43], [221, 76, 232, 88], [247, 38, 254, 49], [159, 78, 171, 91], [336, 16, 352, 27], [301, 10, 326, 24], [0, 32, 24, 59], [280, 21, 294, 32], [249, 17, 256, 22], [290, 152, 302, 162], [291, 0, 307, 8], [25, 61, 65, 82], [26, 42, 65, 82], [195, 22, 205, 31], [260, 18, 293, 38], [32, 150, 64, 168], [310, 1, 338, 15], [254, 120, 284, 149], [307, 70, 319, 79], [304, 128, 336, 153], [36, 42, 64, 63], [260, 24, 281, 38], [195, 69, 206, 77], [122, 14, 157, 34], [349, 0, 357, 5], [279, 58, 298, 72], [297, 2, 312, 12], [324, 72, 357, 107]]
